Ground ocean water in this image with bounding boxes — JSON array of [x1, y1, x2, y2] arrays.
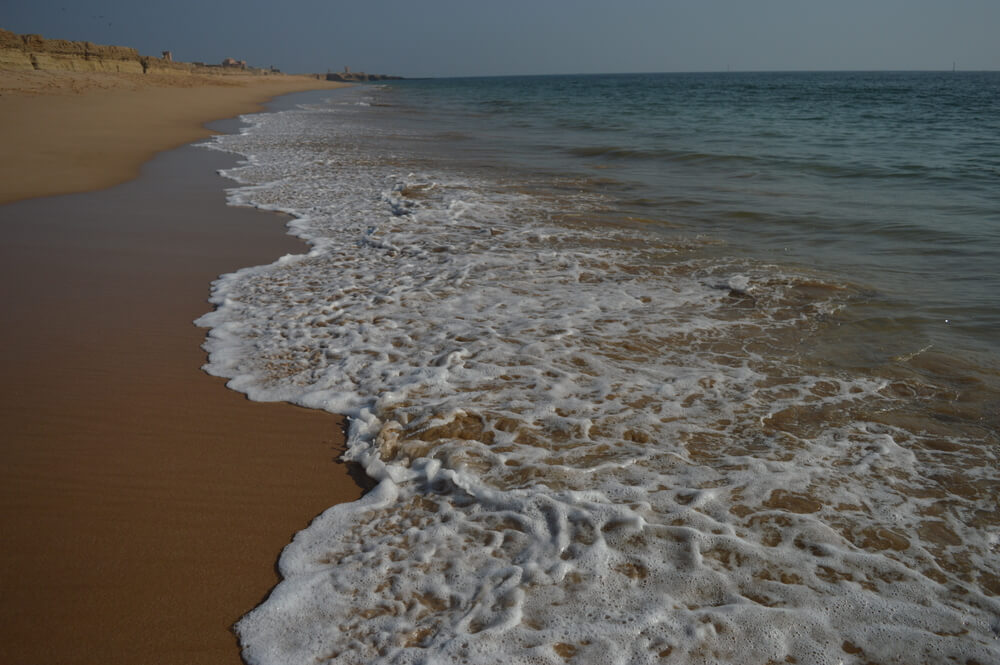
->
[[197, 72, 1000, 665]]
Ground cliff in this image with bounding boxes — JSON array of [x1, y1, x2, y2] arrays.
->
[[0, 29, 145, 73], [0, 28, 278, 76]]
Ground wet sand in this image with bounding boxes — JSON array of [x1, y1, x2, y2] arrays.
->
[[0, 137, 364, 663]]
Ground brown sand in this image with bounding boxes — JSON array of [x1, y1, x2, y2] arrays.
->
[[0, 77, 365, 664], [0, 69, 346, 204]]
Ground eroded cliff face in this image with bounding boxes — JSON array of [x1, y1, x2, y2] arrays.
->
[[0, 29, 145, 73], [0, 29, 276, 77]]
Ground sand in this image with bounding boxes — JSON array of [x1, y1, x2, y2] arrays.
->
[[0, 69, 347, 204], [0, 72, 365, 664]]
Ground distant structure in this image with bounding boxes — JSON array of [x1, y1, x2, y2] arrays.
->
[[222, 57, 247, 69], [325, 69, 403, 83], [161, 50, 172, 61]]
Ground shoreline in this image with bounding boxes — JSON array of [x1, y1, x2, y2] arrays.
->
[[0, 85, 364, 663]]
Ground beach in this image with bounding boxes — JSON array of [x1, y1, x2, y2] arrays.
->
[[0, 69, 347, 204], [3, 61, 999, 665], [0, 70, 363, 664]]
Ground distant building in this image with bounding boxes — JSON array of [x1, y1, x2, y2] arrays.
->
[[161, 50, 172, 61], [222, 57, 246, 68]]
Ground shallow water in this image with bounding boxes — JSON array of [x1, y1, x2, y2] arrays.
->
[[198, 73, 1000, 664]]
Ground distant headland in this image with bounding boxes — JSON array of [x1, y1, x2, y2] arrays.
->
[[322, 66, 404, 82]]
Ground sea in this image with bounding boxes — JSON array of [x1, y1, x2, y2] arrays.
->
[[197, 72, 1000, 665]]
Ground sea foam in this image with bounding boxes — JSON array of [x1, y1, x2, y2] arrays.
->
[[198, 88, 1000, 665]]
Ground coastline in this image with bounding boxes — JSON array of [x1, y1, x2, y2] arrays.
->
[[0, 88, 364, 663]]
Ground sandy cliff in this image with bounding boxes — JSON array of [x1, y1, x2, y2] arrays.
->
[[1, 29, 145, 73], [0, 28, 276, 77]]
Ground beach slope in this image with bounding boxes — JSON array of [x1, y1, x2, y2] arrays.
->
[[0, 69, 362, 664]]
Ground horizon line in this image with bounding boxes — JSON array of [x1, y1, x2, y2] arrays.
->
[[388, 67, 999, 80]]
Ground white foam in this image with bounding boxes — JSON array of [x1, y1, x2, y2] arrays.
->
[[197, 93, 1000, 664]]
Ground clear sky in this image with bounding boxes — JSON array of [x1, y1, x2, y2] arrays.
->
[[4, 0, 999, 77]]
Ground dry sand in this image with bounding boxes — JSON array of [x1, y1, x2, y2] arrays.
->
[[0, 72, 365, 664], [0, 69, 347, 204]]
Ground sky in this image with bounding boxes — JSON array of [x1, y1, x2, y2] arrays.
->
[[4, 1, 999, 77]]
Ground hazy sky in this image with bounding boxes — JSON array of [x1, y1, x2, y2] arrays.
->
[[4, 1, 999, 77]]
